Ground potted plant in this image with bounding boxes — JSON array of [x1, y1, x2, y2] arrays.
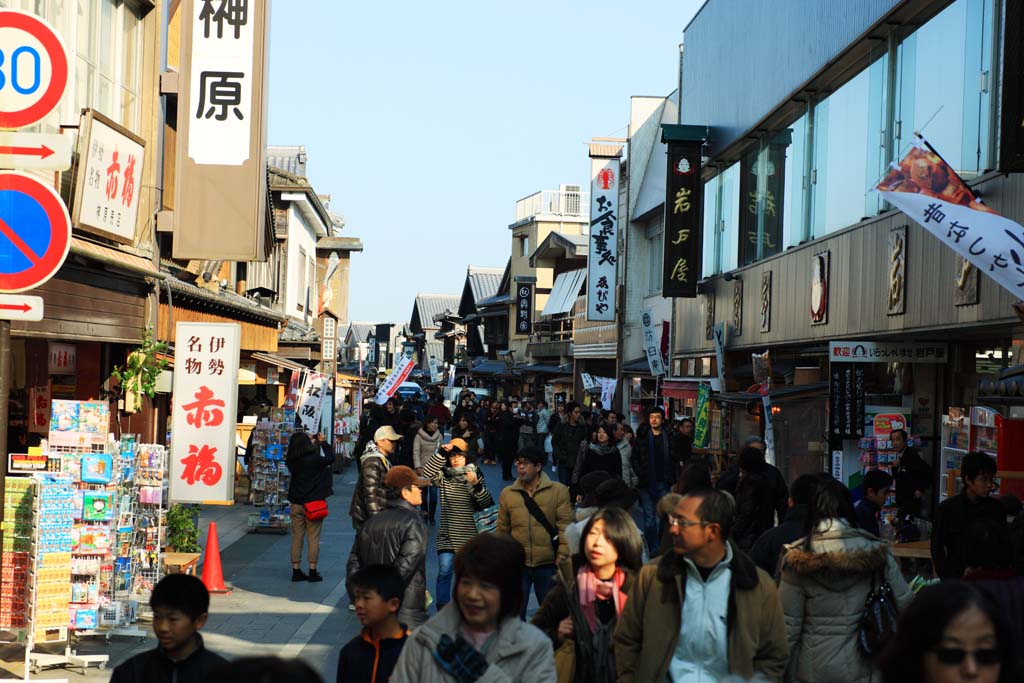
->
[[165, 504, 200, 553], [109, 327, 169, 414]]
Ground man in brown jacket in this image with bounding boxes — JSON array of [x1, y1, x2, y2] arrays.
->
[[613, 488, 788, 682], [497, 446, 571, 618]]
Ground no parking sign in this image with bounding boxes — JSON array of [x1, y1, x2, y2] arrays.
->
[[0, 171, 70, 293]]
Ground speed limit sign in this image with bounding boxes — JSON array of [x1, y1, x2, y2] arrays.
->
[[0, 10, 68, 129]]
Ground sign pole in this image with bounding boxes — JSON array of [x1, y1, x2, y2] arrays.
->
[[0, 320, 10, 519]]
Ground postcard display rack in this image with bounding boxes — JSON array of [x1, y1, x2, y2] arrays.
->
[[247, 420, 293, 532], [9, 439, 168, 677]]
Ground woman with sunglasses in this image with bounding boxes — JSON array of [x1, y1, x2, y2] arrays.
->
[[779, 477, 912, 682], [531, 507, 643, 683], [877, 581, 1019, 683]]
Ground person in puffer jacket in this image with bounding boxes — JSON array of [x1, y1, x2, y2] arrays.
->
[[349, 426, 401, 529], [778, 477, 912, 683]]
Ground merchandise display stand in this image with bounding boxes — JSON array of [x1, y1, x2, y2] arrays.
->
[[247, 420, 292, 534]]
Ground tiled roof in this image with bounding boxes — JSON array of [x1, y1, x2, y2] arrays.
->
[[344, 321, 377, 345], [467, 266, 503, 303], [411, 293, 460, 333]]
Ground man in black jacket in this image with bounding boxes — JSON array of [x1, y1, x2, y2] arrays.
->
[[717, 435, 788, 525], [932, 450, 1005, 578], [891, 428, 932, 519], [347, 466, 431, 627], [750, 473, 825, 576], [632, 408, 681, 554], [109, 574, 226, 683]]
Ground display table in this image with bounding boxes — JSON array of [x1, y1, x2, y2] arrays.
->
[[890, 540, 931, 559], [162, 552, 202, 576]]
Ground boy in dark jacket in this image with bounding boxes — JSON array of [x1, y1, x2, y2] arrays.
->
[[337, 564, 409, 683], [109, 574, 226, 683]]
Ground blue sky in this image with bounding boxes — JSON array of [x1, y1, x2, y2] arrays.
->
[[267, 0, 704, 323]]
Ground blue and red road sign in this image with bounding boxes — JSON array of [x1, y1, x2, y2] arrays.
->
[[0, 171, 70, 293]]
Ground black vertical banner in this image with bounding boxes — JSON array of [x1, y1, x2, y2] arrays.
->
[[830, 362, 866, 439], [662, 140, 704, 297], [515, 283, 533, 335]]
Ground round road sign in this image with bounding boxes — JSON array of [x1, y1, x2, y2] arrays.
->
[[0, 171, 71, 293], [0, 10, 69, 130]]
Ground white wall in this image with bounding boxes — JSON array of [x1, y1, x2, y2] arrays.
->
[[285, 203, 318, 321]]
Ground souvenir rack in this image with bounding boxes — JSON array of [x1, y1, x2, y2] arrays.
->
[[247, 420, 292, 533]]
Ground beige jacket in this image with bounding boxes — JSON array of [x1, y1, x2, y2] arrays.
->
[[497, 473, 571, 567]]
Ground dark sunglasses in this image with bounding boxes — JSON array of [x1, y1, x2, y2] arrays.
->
[[933, 647, 1001, 666]]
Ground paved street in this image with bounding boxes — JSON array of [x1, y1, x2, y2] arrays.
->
[[0, 458, 519, 681]]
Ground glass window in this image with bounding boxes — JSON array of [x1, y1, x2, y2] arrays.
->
[[74, 1, 143, 131], [701, 162, 740, 275], [702, 177, 718, 276], [322, 339, 335, 361], [811, 51, 888, 237], [323, 317, 336, 340], [782, 113, 808, 248], [895, 0, 994, 177], [645, 218, 664, 296]]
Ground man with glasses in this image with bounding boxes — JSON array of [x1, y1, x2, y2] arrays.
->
[[614, 489, 788, 682], [497, 446, 571, 618], [932, 450, 1006, 579]]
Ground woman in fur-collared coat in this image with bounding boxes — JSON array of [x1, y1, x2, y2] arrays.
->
[[779, 478, 912, 683]]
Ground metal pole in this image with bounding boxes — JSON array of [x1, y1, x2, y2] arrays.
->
[[0, 321, 11, 520]]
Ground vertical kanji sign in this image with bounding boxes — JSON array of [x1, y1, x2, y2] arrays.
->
[[174, 0, 270, 260], [296, 372, 327, 434], [663, 138, 704, 297], [588, 153, 620, 321], [515, 283, 533, 335], [170, 322, 240, 503]]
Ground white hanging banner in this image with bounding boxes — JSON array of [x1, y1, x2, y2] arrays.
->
[[447, 363, 457, 390], [580, 373, 597, 391], [641, 309, 666, 376], [587, 156, 619, 321], [169, 322, 240, 503], [598, 377, 618, 408], [875, 138, 1024, 299], [376, 355, 414, 404], [296, 372, 328, 434], [428, 356, 442, 383]]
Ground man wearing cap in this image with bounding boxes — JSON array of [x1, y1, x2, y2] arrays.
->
[[346, 465, 431, 627], [349, 425, 402, 530], [497, 446, 571, 618]]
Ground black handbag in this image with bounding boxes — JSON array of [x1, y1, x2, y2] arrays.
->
[[857, 570, 900, 658]]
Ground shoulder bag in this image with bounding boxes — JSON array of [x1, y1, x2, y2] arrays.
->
[[516, 490, 560, 555], [857, 569, 900, 659], [303, 499, 329, 521]]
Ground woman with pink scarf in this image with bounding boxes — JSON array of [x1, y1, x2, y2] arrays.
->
[[532, 507, 643, 683]]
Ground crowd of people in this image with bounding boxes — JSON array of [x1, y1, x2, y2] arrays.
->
[[132, 393, 1024, 682]]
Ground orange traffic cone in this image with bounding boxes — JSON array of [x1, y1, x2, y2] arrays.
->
[[200, 522, 232, 594]]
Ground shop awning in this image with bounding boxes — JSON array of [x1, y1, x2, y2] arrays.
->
[[71, 237, 164, 279], [541, 269, 586, 316], [517, 363, 567, 374], [622, 357, 653, 374], [251, 352, 308, 373], [663, 380, 702, 399], [470, 360, 512, 376]]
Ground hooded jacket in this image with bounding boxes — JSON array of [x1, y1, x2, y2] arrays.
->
[[613, 541, 789, 683], [346, 498, 429, 628], [348, 442, 392, 527], [531, 557, 638, 683], [779, 521, 913, 683], [497, 473, 571, 567], [412, 426, 442, 470], [390, 603, 556, 683]]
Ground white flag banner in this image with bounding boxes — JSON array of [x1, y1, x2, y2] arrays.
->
[[588, 156, 619, 321], [598, 377, 617, 408], [641, 309, 666, 376], [428, 356, 442, 383], [447, 364, 457, 391], [169, 322, 240, 503], [580, 373, 597, 391], [296, 372, 328, 434], [875, 139, 1024, 299], [376, 355, 414, 404]]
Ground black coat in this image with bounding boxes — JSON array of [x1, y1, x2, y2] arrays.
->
[[893, 447, 931, 516], [346, 498, 429, 627], [750, 504, 809, 576], [718, 462, 788, 523], [109, 636, 226, 683], [931, 493, 1006, 578], [631, 426, 680, 490], [733, 469, 778, 550], [286, 435, 333, 505]]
